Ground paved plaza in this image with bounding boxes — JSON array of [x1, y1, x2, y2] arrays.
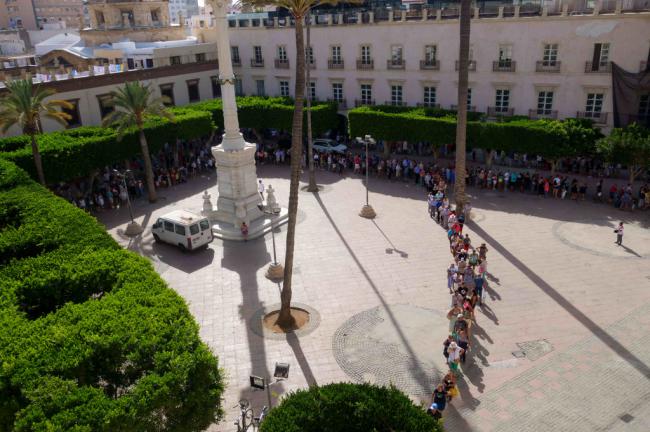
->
[[99, 165, 650, 431]]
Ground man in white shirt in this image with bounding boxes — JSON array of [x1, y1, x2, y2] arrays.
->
[[258, 180, 265, 200]]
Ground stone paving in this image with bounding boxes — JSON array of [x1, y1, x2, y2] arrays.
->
[[98, 165, 650, 431]]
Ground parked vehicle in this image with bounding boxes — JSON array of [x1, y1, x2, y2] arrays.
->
[[151, 210, 212, 251], [312, 138, 347, 154]]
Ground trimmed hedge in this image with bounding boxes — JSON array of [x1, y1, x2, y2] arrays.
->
[[0, 158, 224, 431], [0, 97, 339, 184], [259, 383, 442, 432], [348, 106, 600, 159]]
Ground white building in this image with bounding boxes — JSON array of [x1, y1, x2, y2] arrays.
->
[[211, 1, 650, 130], [169, 0, 200, 25]]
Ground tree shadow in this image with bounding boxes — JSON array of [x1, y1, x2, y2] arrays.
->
[[468, 220, 650, 379], [286, 332, 318, 387]]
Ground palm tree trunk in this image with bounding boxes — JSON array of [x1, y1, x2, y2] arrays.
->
[[277, 14, 306, 329], [454, 0, 471, 214], [138, 128, 158, 203], [30, 133, 46, 185], [305, 15, 318, 192]]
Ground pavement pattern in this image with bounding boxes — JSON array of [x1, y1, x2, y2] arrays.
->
[[98, 165, 650, 431]]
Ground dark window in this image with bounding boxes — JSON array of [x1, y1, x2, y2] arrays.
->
[[164, 221, 174, 231], [174, 224, 186, 235], [159, 84, 175, 106], [211, 76, 222, 98], [145, 58, 153, 68], [199, 219, 210, 230], [187, 79, 200, 103], [62, 99, 81, 128], [189, 224, 199, 235], [195, 53, 206, 63], [97, 94, 114, 119], [127, 58, 134, 69], [170, 56, 181, 65]]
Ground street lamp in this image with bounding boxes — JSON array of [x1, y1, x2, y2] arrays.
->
[[259, 185, 284, 281], [357, 134, 377, 219], [113, 169, 143, 237]]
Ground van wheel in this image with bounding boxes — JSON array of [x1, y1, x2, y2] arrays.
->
[[153, 234, 161, 243], [178, 244, 187, 252]]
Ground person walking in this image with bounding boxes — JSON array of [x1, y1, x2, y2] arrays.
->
[[614, 222, 624, 246]]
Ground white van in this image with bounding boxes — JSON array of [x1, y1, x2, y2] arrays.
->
[[151, 210, 213, 251]]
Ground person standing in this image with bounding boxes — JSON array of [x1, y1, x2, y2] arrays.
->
[[258, 180, 265, 200], [614, 222, 624, 246], [431, 384, 447, 412]]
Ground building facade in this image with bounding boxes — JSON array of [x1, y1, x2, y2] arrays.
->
[[33, 0, 85, 29], [0, 0, 38, 30], [219, 1, 650, 130]]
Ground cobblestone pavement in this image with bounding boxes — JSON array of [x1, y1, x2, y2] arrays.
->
[[98, 165, 650, 431]]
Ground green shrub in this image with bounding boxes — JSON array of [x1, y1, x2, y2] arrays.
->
[[0, 163, 225, 431], [260, 383, 442, 432]]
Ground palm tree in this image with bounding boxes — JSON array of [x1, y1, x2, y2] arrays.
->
[[0, 79, 72, 185], [454, 0, 471, 214], [102, 81, 174, 203]]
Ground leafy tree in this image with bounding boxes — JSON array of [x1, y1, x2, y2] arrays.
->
[[0, 79, 72, 185], [102, 81, 174, 203], [597, 122, 650, 183], [454, 0, 472, 213]]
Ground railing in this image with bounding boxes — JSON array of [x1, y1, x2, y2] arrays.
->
[[327, 98, 347, 109], [385, 100, 407, 106], [585, 61, 611, 73], [451, 104, 476, 112], [535, 61, 561, 73], [308, 60, 316, 69], [356, 59, 374, 70], [387, 59, 405, 70], [420, 59, 440, 70], [577, 111, 608, 124], [355, 99, 376, 107], [488, 106, 514, 117], [528, 109, 558, 119], [274, 58, 289, 69], [455, 60, 476, 71], [232, 58, 241, 67], [493, 60, 516, 72], [417, 103, 441, 108], [250, 58, 264, 68], [328, 59, 344, 69]]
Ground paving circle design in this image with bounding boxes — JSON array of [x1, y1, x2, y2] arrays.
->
[[249, 302, 321, 340], [552, 221, 650, 259], [333, 304, 450, 396]]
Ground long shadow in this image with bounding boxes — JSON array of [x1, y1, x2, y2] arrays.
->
[[371, 220, 409, 258], [468, 220, 650, 379], [220, 236, 274, 405], [313, 192, 436, 396], [478, 302, 499, 326], [286, 332, 318, 387], [620, 244, 643, 258]]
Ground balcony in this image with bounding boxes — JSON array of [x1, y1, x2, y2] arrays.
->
[[327, 98, 347, 110], [528, 109, 558, 119], [417, 103, 441, 108], [492, 60, 516, 72], [455, 60, 476, 71], [451, 104, 477, 112], [307, 60, 316, 69], [387, 59, 405, 70], [232, 58, 241, 67], [385, 100, 407, 106], [274, 58, 289, 69], [250, 58, 264, 68], [356, 59, 374, 70], [355, 99, 376, 107], [585, 61, 611, 73], [577, 111, 608, 124], [328, 59, 344, 69], [535, 61, 561, 73], [488, 106, 514, 117], [420, 59, 440, 70]]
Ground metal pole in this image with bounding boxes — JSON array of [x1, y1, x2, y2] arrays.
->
[[365, 139, 369, 206], [123, 174, 135, 224], [271, 215, 277, 264]]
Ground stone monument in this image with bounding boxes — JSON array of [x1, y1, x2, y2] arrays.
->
[[204, 0, 287, 240]]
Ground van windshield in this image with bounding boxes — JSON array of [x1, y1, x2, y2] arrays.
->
[[189, 224, 199, 235], [199, 220, 210, 231]]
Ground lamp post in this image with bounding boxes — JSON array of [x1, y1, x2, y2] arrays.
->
[[358, 134, 377, 219], [261, 185, 284, 281], [113, 169, 143, 236]]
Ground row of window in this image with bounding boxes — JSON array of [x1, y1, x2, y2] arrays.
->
[[236, 42, 617, 72]]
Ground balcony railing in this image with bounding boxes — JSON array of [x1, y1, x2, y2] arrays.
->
[[577, 111, 608, 124], [417, 103, 441, 108], [355, 99, 376, 107], [387, 59, 405, 70], [492, 60, 516, 72], [385, 100, 407, 106], [528, 109, 558, 119], [535, 61, 561, 73], [356, 59, 374, 70], [488, 106, 514, 117], [455, 60, 476, 71], [308, 60, 316, 69], [420, 59, 440, 70], [585, 61, 611, 73], [274, 58, 289, 69], [328, 98, 347, 109], [232, 58, 241, 67], [451, 104, 477, 112], [328, 59, 344, 69], [250, 58, 264, 68]]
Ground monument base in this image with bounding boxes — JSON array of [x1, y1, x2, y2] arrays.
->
[[211, 207, 289, 241]]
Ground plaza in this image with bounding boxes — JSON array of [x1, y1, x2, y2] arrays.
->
[[99, 164, 650, 431]]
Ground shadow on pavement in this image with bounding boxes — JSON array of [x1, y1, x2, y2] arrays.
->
[[468, 220, 650, 379], [372, 220, 409, 258]]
